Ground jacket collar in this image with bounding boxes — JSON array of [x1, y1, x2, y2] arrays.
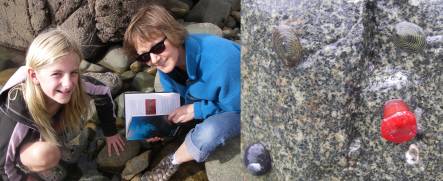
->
[[0, 66, 37, 130]]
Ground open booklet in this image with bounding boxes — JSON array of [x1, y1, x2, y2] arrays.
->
[[124, 92, 181, 140]]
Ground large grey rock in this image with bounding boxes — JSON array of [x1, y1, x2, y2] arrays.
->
[[242, 0, 442, 180], [28, 0, 50, 33], [121, 150, 151, 180], [0, 0, 145, 61], [161, 0, 191, 18], [47, 0, 83, 24], [94, 0, 146, 43], [205, 137, 241, 181], [185, 0, 233, 27], [185, 23, 223, 36], [98, 46, 131, 73], [59, 4, 107, 61], [356, 1, 443, 180], [0, 0, 48, 50]]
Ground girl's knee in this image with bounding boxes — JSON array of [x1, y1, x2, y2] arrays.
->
[[19, 141, 61, 172]]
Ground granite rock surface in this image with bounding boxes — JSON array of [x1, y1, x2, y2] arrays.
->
[[241, 0, 442, 180]]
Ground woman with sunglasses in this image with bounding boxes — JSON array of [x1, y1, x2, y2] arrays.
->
[[124, 4, 240, 181]]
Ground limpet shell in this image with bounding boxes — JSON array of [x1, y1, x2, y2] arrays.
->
[[405, 144, 420, 165], [272, 24, 303, 67], [244, 142, 272, 176], [393, 21, 426, 52]]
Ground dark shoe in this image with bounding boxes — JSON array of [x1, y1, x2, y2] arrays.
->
[[140, 154, 179, 181]]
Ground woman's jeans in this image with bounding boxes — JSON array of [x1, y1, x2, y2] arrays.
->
[[184, 112, 240, 162]]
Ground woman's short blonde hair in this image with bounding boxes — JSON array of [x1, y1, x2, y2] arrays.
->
[[20, 29, 90, 144], [123, 4, 188, 57]]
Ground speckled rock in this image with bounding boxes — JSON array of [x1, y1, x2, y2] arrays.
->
[[59, 4, 107, 61], [94, 0, 146, 43], [242, 0, 442, 180]]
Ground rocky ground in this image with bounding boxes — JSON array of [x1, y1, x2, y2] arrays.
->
[[0, 45, 210, 180]]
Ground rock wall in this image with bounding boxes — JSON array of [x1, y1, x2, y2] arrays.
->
[[0, 0, 240, 61], [241, 0, 442, 180]]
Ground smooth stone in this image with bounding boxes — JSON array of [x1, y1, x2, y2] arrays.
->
[[98, 47, 131, 73], [96, 141, 141, 174], [131, 71, 155, 92], [205, 137, 241, 180], [121, 150, 151, 180], [185, 23, 223, 37]]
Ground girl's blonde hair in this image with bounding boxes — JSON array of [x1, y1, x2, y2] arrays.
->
[[123, 4, 188, 57], [21, 29, 90, 144]]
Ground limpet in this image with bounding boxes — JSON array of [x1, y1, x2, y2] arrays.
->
[[405, 144, 420, 165], [393, 21, 426, 52], [244, 142, 272, 176], [272, 23, 303, 67]]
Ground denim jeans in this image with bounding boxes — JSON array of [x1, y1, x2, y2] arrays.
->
[[184, 112, 240, 162]]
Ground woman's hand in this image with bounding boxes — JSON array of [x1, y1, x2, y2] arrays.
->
[[168, 104, 194, 124], [105, 134, 126, 157]]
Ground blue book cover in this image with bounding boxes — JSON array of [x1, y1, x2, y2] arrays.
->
[[127, 115, 179, 140]]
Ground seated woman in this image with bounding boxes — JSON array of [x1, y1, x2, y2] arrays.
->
[[123, 4, 241, 181]]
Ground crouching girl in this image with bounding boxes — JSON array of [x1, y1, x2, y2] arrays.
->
[[0, 29, 125, 181]]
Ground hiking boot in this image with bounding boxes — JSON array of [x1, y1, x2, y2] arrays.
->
[[140, 154, 179, 181]]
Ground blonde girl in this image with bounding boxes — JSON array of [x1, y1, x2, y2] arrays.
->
[[0, 29, 125, 181]]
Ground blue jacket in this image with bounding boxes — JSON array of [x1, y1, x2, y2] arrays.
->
[[159, 34, 240, 119]]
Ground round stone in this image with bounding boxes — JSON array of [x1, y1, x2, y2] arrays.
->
[[244, 142, 272, 176]]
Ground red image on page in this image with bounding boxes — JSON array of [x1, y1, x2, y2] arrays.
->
[[145, 99, 156, 115]]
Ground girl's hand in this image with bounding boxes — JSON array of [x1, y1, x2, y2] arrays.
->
[[168, 104, 194, 124], [145, 137, 163, 142], [105, 134, 126, 157]]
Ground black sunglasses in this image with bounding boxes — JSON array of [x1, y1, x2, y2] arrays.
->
[[136, 37, 167, 63]]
